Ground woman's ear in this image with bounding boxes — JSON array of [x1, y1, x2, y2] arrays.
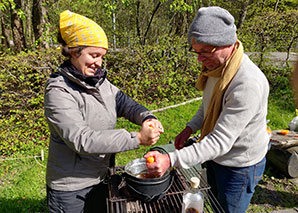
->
[[69, 50, 79, 59]]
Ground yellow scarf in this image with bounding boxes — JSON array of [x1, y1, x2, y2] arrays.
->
[[196, 40, 244, 140]]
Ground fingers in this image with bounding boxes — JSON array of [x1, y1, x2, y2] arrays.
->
[[155, 120, 164, 133], [138, 119, 164, 146], [175, 140, 184, 150], [145, 119, 164, 134], [144, 151, 159, 159], [174, 127, 192, 149], [145, 152, 171, 177], [138, 125, 160, 146], [175, 134, 186, 150]]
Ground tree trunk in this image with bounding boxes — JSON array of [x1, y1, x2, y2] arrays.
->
[[142, 1, 161, 45], [202, 0, 211, 6], [285, 21, 298, 63], [112, 0, 116, 49], [10, 0, 26, 52], [237, 0, 250, 29], [32, 0, 49, 49], [0, 9, 12, 48], [267, 146, 298, 178], [136, 0, 141, 45], [292, 60, 298, 108], [23, 0, 33, 48]]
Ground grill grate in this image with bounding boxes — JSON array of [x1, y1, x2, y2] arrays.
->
[[106, 166, 225, 213]]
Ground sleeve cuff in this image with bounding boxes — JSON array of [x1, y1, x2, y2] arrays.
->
[[168, 151, 178, 168], [130, 131, 140, 149], [142, 115, 157, 123]]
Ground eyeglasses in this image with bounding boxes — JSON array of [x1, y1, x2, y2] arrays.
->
[[189, 47, 217, 57]]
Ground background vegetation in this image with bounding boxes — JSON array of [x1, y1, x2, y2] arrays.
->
[[0, 0, 298, 212]]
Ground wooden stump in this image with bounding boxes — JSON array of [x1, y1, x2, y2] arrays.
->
[[267, 146, 298, 178], [267, 130, 298, 178]]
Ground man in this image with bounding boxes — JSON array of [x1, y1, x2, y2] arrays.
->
[[145, 6, 270, 213]]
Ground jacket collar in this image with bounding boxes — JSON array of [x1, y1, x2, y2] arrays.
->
[[59, 60, 107, 88]]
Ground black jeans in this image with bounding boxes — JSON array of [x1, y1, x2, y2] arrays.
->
[[47, 183, 108, 213]]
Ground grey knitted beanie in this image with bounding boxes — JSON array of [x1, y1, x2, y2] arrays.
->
[[188, 6, 237, 46]]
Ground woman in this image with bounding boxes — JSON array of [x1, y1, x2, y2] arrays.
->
[[44, 10, 163, 212]]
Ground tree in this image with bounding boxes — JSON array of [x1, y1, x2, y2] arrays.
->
[[239, 10, 298, 67], [32, 0, 49, 48], [10, 0, 26, 52], [237, 0, 250, 29], [0, 2, 12, 49]]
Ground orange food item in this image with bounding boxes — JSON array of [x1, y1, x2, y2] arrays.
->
[[146, 156, 155, 163], [266, 126, 272, 134], [280, 130, 289, 135]]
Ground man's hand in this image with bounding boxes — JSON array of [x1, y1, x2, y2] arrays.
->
[[137, 119, 164, 146], [144, 151, 171, 177], [175, 126, 192, 150]]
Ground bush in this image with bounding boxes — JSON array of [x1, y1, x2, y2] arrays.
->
[[0, 49, 63, 157], [0, 37, 201, 156], [106, 36, 200, 105], [0, 36, 295, 157]]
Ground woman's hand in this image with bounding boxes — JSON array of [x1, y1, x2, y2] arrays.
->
[[137, 119, 164, 146], [174, 126, 192, 150], [144, 151, 171, 177]]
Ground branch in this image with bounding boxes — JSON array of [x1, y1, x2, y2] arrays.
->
[[143, 1, 161, 45]]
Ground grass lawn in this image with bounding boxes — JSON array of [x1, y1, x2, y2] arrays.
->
[[0, 98, 297, 212]]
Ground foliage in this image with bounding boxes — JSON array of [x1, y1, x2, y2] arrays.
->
[[0, 48, 63, 156], [265, 65, 295, 109], [238, 10, 298, 53], [1, 0, 298, 53], [106, 36, 200, 105], [0, 37, 201, 156]]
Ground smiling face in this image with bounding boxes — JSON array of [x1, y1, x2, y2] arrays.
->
[[192, 43, 235, 70], [70, 46, 107, 76]]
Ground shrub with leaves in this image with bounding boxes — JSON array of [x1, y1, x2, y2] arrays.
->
[[0, 37, 201, 156], [106, 36, 201, 105], [1, 35, 294, 157], [0, 48, 63, 156]]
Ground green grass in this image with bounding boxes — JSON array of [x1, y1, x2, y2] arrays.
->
[[0, 155, 47, 212], [115, 99, 201, 165], [0, 97, 297, 212]]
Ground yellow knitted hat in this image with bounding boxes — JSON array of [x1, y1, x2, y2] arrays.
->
[[59, 10, 108, 49]]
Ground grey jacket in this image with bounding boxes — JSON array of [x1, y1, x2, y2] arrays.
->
[[169, 54, 270, 168], [44, 65, 155, 191]]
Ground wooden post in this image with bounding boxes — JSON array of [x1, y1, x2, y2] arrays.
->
[[267, 146, 298, 178], [41, 149, 44, 161]]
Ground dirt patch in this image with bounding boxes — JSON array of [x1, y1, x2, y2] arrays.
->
[[248, 166, 298, 212]]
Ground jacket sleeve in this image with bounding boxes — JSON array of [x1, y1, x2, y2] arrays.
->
[[116, 90, 157, 125], [186, 104, 204, 133], [169, 74, 267, 168], [44, 84, 140, 155]]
